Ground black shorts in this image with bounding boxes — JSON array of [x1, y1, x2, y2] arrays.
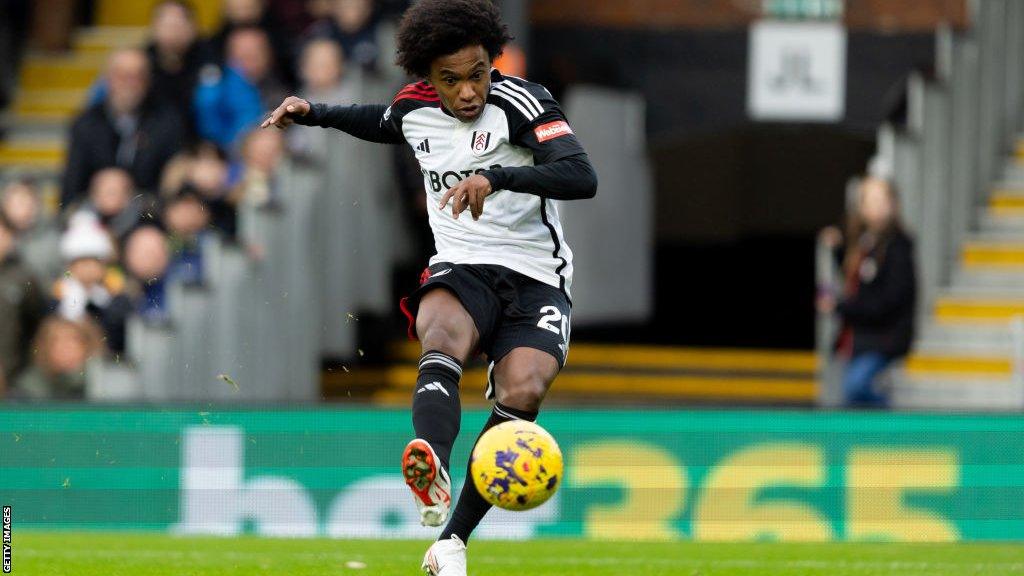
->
[[400, 263, 571, 367]]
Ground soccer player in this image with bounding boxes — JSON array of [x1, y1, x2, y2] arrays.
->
[[262, 1, 596, 573]]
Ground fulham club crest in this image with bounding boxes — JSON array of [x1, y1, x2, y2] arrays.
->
[[470, 130, 492, 155]]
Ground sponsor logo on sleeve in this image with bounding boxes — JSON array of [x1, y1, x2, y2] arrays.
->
[[533, 120, 573, 142]]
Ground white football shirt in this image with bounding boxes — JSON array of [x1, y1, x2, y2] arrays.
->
[[382, 70, 586, 297]]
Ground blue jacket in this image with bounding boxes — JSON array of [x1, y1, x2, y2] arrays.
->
[[193, 65, 264, 148]]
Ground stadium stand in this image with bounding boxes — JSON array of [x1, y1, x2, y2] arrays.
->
[[3, 0, 1022, 409], [818, 1, 1024, 410]]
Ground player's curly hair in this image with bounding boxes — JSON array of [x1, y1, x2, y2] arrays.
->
[[395, 0, 513, 78]]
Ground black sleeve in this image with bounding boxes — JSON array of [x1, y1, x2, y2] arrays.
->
[[293, 102, 405, 145], [482, 81, 596, 200], [481, 153, 596, 200], [836, 238, 916, 326]]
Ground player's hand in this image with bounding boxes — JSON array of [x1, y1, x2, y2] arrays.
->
[[260, 96, 311, 129], [438, 174, 493, 220]]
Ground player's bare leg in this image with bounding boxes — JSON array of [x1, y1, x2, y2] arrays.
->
[[437, 347, 557, 542], [404, 288, 478, 527], [490, 348, 558, 412]]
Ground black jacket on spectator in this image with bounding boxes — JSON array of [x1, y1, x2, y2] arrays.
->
[[62, 97, 186, 208], [146, 40, 217, 137], [836, 230, 916, 357]]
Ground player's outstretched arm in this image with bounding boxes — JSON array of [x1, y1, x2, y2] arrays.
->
[[261, 96, 405, 145]]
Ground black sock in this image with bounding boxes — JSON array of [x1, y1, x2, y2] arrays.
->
[[439, 402, 538, 543], [411, 351, 463, 471]]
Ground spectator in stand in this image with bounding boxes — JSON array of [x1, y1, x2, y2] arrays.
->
[[161, 186, 210, 285], [193, 34, 264, 149], [123, 225, 172, 321], [209, 0, 295, 86], [226, 26, 289, 111], [233, 128, 285, 212], [267, 0, 315, 38], [1, 178, 62, 283], [288, 38, 356, 162], [12, 317, 104, 400], [306, 0, 380, 74], [62, 48, 186, 208], [78, 168, 148, 244], [146, 0, 217, 135], [0, 213, 46, 386], [51, 214, 133, 353], [818, 176, 917, 408], [162, 142, 237, 238]]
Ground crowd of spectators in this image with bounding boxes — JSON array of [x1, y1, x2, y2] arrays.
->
[[0, 0, 403, 399]]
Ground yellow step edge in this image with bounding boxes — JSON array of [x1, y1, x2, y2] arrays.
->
[[988, 204, 1024, 217], [0, 144, 66, 170], [96, 1, 222, 33], [14, 88, 88, 103], [0, 146, 65, 159], [0, 158, 63, 169], [390, 341, 817, 373], [11, 111, 77, 122], [383, 366, 816, 401], [20, 61, 102, 90], [11, 87, 89, 118], [74, 30, 149, 53], [562, 345, 816, 372], [990, 193, 1024, 209], [935, 297, 1024, 322], [962, 242, 1024, 268], [321, 368, 389, 390], [904, 354, 1013, 376], [15, 105, 81, 117]]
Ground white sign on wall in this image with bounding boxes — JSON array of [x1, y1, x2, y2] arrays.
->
[[747, 20, 847, 121]]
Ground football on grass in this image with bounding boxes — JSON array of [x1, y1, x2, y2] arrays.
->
[[470, 419, 563, 511]]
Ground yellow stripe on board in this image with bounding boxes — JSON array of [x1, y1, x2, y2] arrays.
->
[[391, 341, 817, 373]]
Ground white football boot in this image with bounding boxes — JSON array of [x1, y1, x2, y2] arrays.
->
[[402, 438, 452, 526], [422, 534, 467, 575]]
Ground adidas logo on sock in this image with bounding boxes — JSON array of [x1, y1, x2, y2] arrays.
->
[[416, 381, 449, 396]]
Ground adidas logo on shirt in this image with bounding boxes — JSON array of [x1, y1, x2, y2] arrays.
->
[[416, 139, 430, 153]]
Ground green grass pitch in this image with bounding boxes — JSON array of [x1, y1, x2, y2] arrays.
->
[[12, 533, 1024, 575]]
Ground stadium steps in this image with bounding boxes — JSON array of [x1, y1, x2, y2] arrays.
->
[[889, 154, 1024, 410], [0, 27, 146, 173], [323, 342, 820, 406], [0, 138, 66, 169]]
